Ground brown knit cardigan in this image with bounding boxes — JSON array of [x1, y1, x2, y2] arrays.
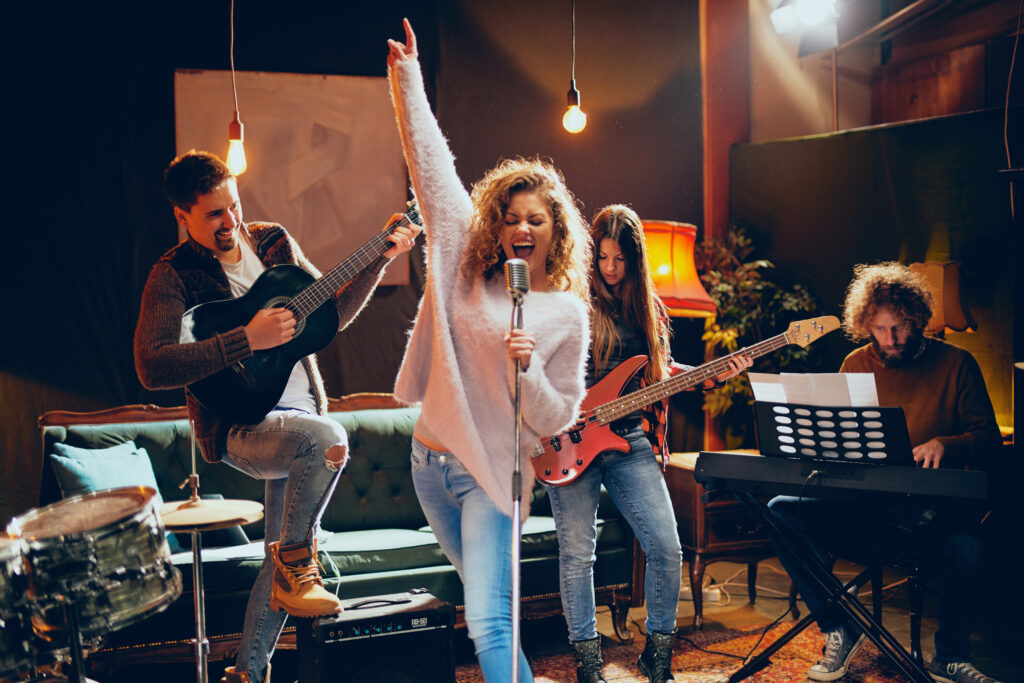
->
[[134, 222, 387, 463]]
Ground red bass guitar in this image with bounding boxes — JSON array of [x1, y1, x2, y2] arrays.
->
[[531, 316, 840, 486]]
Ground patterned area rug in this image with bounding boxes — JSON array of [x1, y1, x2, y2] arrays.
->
[[456, 623, 908, 682]]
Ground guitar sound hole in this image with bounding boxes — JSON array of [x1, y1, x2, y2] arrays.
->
[[266, 296, 305, 337]]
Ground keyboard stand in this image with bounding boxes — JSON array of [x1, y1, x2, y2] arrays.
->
[[717, 491, 934, 683]]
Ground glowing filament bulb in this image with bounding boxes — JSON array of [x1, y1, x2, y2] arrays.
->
[[227, 112, 247, 175], [563, 79, 587, 134]]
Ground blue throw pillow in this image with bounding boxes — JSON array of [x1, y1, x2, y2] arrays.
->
[[49, 441, 184, 553]]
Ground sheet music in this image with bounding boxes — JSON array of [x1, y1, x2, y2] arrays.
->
[[749, 372, 878, 407]]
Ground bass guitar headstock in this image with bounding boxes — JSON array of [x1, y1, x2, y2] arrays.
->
[[784, 315, 840, 348]]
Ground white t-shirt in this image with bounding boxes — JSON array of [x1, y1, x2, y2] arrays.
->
[[221, 239, 317, 414]]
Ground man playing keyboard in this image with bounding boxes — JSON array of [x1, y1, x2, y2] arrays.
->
[[768, 262, 1003, 683]]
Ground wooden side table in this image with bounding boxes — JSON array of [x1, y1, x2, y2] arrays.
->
[[664, 451, 774, 629]]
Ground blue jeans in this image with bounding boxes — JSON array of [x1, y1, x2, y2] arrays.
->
[[221, 409, 348, 683], [546, 427, 682, 642], [767, 495, 983, 662], [411, 439, 533, 683]]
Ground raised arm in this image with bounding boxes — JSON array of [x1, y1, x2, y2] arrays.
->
[[387, 18, 472, 266]]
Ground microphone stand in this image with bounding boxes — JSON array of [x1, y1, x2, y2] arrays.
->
[[509, 291, 524, 683]]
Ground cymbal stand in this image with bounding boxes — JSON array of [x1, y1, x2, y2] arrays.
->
[[177, 419, 209, 683], [60, 598, 88, 683]]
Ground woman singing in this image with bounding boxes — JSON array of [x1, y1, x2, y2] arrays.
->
[[387, 19, 593, 682]]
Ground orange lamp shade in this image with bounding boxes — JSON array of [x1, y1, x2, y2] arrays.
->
[[908, 261, 976, 334], [642, 220, 717, 318]]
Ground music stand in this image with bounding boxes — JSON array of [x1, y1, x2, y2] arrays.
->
[[753, 401, 914, 465], [710, 400, 933, 682]]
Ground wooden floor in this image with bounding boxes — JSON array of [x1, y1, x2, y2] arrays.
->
[[49, 553, 1023, 682], [586, 555, 1022, 682]]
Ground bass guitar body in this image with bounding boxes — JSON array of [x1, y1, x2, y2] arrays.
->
[[183, 265, 339, 424], [532, 315, 841, 486], [531, 355, 650, 486]]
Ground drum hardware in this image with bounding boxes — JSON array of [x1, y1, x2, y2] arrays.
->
[[8, 487, 183, 683], [160, 420, 263, 683]]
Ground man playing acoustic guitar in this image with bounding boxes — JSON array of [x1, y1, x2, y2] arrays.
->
[[134, 150, 420, 683]]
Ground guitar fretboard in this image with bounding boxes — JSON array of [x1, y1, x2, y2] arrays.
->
[[593, 332, 792, 425], [285, 210, 417, 321]]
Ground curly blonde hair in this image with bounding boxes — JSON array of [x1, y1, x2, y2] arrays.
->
[[842, 262, 933, 341], [461, 157, 591, 301], [590, 205, 671, 385]]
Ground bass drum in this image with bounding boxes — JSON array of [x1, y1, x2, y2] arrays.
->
[[9, 487, 182, 645]]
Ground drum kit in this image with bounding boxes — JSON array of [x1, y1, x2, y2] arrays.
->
[[1, 424, 263, 683]]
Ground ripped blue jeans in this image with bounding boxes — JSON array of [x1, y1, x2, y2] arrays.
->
[[221, 409, 348, 683]]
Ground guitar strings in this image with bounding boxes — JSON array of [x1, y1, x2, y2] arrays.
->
[[287, 211, 417, 319], [594, 334, 791, 424]]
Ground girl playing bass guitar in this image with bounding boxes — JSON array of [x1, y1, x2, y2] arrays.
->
[[545, 205, 751, 683]]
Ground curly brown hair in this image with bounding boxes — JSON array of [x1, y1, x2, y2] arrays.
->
[[460, 157, 591, 301], [590, 205, 670, 385], [842, 262, 933, 341]]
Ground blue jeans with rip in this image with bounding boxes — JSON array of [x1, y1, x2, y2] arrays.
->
[[411, 438, 533, 683], [767, 495, 983, 662], [221, 409, 348, 683], [546, 427, 682, 642]]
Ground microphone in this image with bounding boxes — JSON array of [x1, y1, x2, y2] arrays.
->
[[504, 258, 530, 304]]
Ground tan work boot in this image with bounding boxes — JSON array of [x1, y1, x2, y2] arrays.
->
[[268, 539, 343, 617], [221, 662, 269, 682]]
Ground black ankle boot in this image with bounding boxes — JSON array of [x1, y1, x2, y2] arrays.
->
[[571, 637, 607, 683], [637, 630, 675, 682]]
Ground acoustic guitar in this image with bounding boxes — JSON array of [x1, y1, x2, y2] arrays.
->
[[531, 315, 840, 486], [181, 202, 420, 424]]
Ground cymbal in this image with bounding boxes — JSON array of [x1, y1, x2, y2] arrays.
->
[[160, 498, 264, 531]]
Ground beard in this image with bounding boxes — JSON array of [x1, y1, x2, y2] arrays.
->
[[872, 332, 924, 369], [214, 228, 238, 252]]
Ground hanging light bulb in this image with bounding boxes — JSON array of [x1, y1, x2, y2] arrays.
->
[[227, 111, 247, 175], [225, 0, 247, 175], [562, 0, 587, 134], [563, 78, 587, 134]]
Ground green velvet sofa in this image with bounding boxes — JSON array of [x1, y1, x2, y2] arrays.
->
[[36, 393, 642, 672]]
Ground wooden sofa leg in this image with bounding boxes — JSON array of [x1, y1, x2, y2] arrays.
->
[[610, 592, 634, 642], [690, 554, 706, 630]]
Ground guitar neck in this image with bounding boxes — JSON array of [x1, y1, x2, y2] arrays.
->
[[287, 213, 415, 320], [595, 331, 792, 424]]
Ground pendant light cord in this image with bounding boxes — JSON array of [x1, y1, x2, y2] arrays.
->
[[230, 0, 240, 114], [570, 0, 576, 81]]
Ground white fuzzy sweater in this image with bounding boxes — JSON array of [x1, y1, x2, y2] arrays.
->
[[389, 59, 589, 517]]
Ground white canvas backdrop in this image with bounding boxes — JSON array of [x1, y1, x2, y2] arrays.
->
[[174, 69, 410, 285]]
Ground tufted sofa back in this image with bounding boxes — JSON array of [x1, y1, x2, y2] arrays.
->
[[39, 405, 431, 540]]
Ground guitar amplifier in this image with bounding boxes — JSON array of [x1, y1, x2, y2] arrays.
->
[[295, 588, 455, 683]]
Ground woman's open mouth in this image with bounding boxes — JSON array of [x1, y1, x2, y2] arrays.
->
[[513, 243, 535, 260]]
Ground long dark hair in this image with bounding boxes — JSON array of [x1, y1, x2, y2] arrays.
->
[[590, 205, 670, 384]]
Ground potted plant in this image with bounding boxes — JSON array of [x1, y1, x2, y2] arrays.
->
[[696, 225, 825, 448]]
